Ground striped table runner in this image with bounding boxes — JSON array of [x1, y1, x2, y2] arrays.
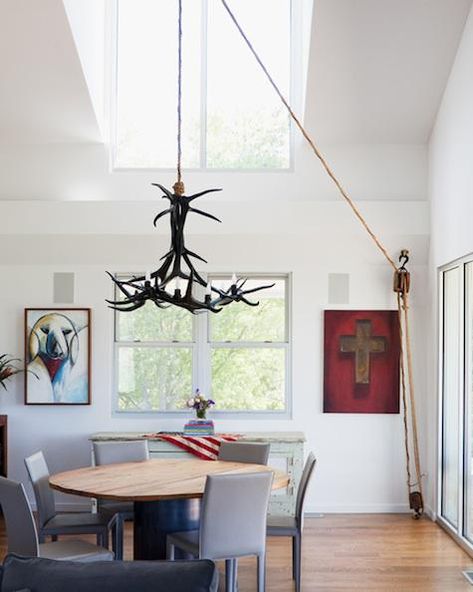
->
[[143, 433, 241, 461]]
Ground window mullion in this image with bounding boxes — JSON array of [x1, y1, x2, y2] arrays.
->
[[200, 0, 208, 169]]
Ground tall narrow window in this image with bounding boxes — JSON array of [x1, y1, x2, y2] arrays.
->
[[115, 293, 195, 411], [437, 255, 473, 553], [114, 0, 202, 169], [114, 0, 294, 170], [464, 262, 473, 542], [208, 276, 289, 411], [206, 0, 291, 168], [441, 267, 461, 528]]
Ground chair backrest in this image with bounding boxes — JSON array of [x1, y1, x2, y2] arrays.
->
[[0, 476, 39, 557], [218, 442, 270, 465], [24, 451, 56, 528], [296, 452, 317, 527], [199, 471, 273, 560], [93, 440, 150, 466]]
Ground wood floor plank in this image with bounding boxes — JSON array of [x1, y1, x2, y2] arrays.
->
[[1, 514, 471, 590]]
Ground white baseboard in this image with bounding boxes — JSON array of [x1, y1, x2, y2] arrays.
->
[[305, 503, 411, 514], [37, 501, 433, 516], [424, 505, 436, 520]]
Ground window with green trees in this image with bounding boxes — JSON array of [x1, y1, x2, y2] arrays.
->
[[114, 275, 290, 413], [114, 0, 293, 170]]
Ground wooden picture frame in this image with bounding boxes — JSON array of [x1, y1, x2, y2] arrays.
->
[[24, 308, 91, 406]]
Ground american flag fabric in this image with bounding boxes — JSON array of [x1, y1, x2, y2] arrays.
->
[[143, 433, 241, 461]]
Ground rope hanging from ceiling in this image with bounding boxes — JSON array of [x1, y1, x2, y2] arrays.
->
[[219, 0, 423, 518]]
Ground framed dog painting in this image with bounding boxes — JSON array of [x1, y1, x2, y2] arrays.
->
[[24, 308, 91, 405]]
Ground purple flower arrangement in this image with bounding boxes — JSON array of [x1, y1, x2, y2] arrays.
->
[[186, 389, 215, 419]]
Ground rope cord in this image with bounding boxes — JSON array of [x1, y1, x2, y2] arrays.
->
[[177, 0, 183, 185], [219, 0, 397, 272], [397, 291, 412, 490], [219, 0, 423, 512], [401, 291, 423, 498]]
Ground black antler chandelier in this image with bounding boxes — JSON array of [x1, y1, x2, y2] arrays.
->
[[106, 0, 273, 314]]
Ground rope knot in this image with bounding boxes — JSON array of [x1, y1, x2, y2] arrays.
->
[[173, 181, 185, 196]]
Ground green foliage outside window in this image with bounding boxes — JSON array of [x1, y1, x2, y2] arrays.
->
[[116, 277, 288, 412]]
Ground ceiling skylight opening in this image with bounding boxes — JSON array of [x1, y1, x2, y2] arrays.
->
[[112, 0, 309, 171]]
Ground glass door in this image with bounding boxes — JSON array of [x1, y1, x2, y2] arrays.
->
[[464, 262, 473, 542], [440, 266, 461, 528], [438, 256, 473, 550]]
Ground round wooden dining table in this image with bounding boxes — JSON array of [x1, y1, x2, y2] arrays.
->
[[50, 458, 289, 560]]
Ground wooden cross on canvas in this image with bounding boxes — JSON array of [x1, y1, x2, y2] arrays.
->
[[339, 320, 386, 384]]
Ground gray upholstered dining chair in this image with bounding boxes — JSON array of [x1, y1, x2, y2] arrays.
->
[[218, 441, 270, 465], [218, 440, 271, 589], [25, 451, 116, 548], [266, 452, 316, 592], [0, 476, 114, 562], [167, 471, 273, 592], [92, 439, 150, 560]]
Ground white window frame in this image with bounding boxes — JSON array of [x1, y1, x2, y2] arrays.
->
[[112, 273, 292, 418], [437, 253, 473, 555], [110, 0, 303, 173]]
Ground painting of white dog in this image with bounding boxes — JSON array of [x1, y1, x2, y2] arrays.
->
[[25, 309, 90, 405]]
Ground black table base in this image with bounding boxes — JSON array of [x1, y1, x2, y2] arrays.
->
[[133, 498, 201, 560]]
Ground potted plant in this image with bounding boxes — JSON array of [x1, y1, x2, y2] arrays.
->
[[0, 354, 36, 391]]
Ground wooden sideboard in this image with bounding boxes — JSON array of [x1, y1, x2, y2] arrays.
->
[[90, 431, 305, 516]]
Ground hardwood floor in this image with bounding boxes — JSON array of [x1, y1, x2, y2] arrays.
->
[[1, 514, 472, 591]]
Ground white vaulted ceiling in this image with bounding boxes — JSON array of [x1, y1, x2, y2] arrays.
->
[[305, 0, 473, 144], [0, 0, 101, 144], [0, 0, 471, 201]]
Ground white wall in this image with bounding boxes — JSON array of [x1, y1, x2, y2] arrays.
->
[[427, 5, 473, 513], [0, 199, 428, 513]]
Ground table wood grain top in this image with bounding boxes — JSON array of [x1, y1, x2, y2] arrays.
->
[[49, 458, 290, 502]]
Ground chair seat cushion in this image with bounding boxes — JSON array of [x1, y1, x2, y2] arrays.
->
[[44, 512, 114, 532], [0, 554, 218, 592], [39, 539, 114, 562], [266, 514, 298, 535]]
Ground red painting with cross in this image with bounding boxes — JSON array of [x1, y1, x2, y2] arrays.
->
[[323, 310, 400, 413]]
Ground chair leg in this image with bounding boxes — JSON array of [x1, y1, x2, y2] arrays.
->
[[257, 553, 266, 592], [294, 533, 302, 592], [167, 541, 175, 560], [225, 559, 235, 592], [233, 558, 239, 591], [291, 536, 296, 580], [113, 516, 124, 561], [99, 530, 109, 550]]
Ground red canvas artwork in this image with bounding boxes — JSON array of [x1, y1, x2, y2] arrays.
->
[[323, 310, 400, 413]]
